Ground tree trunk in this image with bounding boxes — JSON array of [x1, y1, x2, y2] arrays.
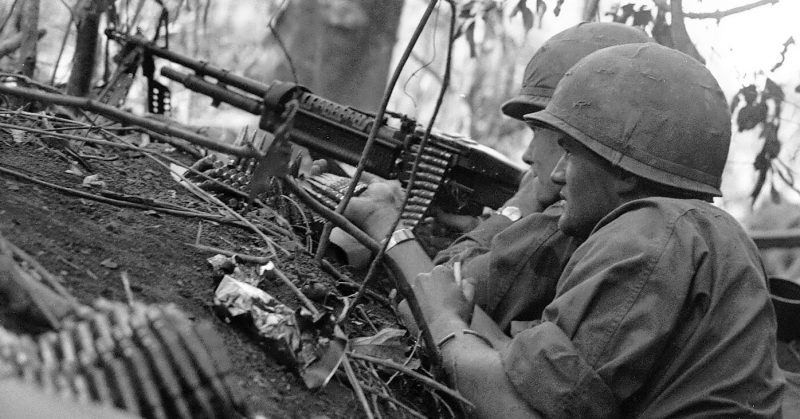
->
[[267, 0, 404, 111], [17, 0, 40, 78], [67, 0, 104, 97], [669, 0, 705, 64]]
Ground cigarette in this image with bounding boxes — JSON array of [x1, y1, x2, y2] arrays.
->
[[454, 261, 462, 287]]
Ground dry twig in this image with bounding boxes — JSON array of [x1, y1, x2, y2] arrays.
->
[[184, 243, 269, 265], [343, 356, 375, 419], [684, 0, 779, 20], [347, 351, 474, 409]]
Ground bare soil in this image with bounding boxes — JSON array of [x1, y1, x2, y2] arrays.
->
[[0, 132, 419, 418]]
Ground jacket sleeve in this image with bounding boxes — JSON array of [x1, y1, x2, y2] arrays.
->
[[499, 321, 619, 418], [432, 214, 512, 267]]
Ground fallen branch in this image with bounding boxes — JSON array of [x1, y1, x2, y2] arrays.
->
[[0, 233, 76, 329], [5, 240, 78, 305], [347, 351, 474, 410], [343, 356, 375, 419], [0, 84, 260, 158], [684, 0, 779, 20], [263, 261, 319, 316], [320, 260, 392, 308], [358, 384, 426, 419], [283, 175, 381, 254], [165, 160, 286, 258], [0, 163, 284, 238], [1, 120, 296, 243]]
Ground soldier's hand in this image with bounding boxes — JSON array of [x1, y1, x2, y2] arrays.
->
[[502, 170, 548, 216], [342, 180, 405, 239]]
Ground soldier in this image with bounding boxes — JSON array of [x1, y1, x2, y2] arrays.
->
[[344, 22, 652, 336], [406, 43, 785, 416]]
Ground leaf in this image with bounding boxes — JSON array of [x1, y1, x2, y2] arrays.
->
[[740, 84, 758, 104], [771, 180, 782, 204], [82, 174, 107, 188], [536, 0, 547, 16], [763, 78, 785, 103], [65, 163, 85, 176], [554, 0, 564, 16], [350, 328, 410, 364], [465, 21, 477, 58], [100, 258, 119, 269], [736, 101, 768, 132], [750, 165, 769, 205], [632, 6, 653, 27], [729, 94, 741, 114], [521, 3, 534, 33]]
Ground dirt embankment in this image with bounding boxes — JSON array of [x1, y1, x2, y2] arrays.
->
[[0, 133, 414, 418]]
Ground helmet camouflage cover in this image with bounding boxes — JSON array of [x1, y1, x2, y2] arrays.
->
[[501, 22, 652, 120], [526, 43, 731, 196]]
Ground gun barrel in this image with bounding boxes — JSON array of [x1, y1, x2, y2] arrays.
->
[[161, 67, 264, 115], [107, 30, 270, 96]]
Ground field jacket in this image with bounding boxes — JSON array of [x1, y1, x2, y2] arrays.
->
[[434, 202, 579, 332], [499, 197, 785, 417]]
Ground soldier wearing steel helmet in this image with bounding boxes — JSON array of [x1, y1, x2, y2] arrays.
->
[[403, 43, 784, 417], [339, 22, 653, 336]]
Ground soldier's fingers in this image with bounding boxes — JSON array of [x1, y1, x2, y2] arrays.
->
[[310, 159, 328, 176]]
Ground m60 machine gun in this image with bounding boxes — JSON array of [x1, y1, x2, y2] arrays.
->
[[106, 31, 525, 225]]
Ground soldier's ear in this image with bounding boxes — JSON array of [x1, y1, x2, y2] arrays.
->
[[615, 169, 640, 196]]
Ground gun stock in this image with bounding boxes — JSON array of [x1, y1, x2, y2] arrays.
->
[[111, 31, 526, 218]]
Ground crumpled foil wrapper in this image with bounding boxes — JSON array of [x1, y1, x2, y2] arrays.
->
[[213, 275, 346, 389]]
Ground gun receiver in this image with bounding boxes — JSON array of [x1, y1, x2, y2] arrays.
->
[[109, 31, 525, 217]]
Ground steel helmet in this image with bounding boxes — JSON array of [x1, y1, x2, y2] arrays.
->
[[501, 22, 652, 120], [526, 43, 731, 196]]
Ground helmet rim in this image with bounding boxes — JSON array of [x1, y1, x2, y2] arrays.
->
[[525, 109, 724, 197]]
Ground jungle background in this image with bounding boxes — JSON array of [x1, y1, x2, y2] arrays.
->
[[1, 0, 800, 417]]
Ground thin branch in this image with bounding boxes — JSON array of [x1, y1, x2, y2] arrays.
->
[[0, 0, 20, 34], [685, 0, 779, 20], [345, 0, 457, 367], [5, 240, 79, 306], [343, 356, 375, 419], [263, 262, 319, 316], [0, 84, 260, 158], [0, 162, 282, 239], [282, 175, 381, 254], [184, 243, 270, 264], [314, 0, 441, 264], [347, 351, 474, 410]]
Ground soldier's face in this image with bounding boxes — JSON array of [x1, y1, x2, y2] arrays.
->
[[550, 136, 625, 237], [521, 125, 564, 208]]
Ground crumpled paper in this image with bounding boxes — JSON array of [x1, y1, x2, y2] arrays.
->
[[213, 275, 346, 389]]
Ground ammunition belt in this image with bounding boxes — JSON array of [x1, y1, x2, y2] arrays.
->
[[0, 299, 241, 419], [301, 142, 453, 230], [398, 142, 453, 228]]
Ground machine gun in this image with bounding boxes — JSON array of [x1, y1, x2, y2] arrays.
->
[[107, 30, 526, 223]]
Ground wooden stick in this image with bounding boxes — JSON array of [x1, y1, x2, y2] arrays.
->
[[282, 175, 381, 254], [0, 84, 261, 158], [359, 385, 426, 419], [347, 351, 474, 409], [120, 272, 135, 306], [6, 241, 78, 305], [264, 261, 319, 316], [184, 243, 270, 265], [342, 356, 375, 419], [684, 0, 779, 20]]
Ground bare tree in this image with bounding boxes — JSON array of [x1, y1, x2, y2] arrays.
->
[[17, 0, 41, 77], [67, 0, 108, 96], [266, 0, 404, 111]]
